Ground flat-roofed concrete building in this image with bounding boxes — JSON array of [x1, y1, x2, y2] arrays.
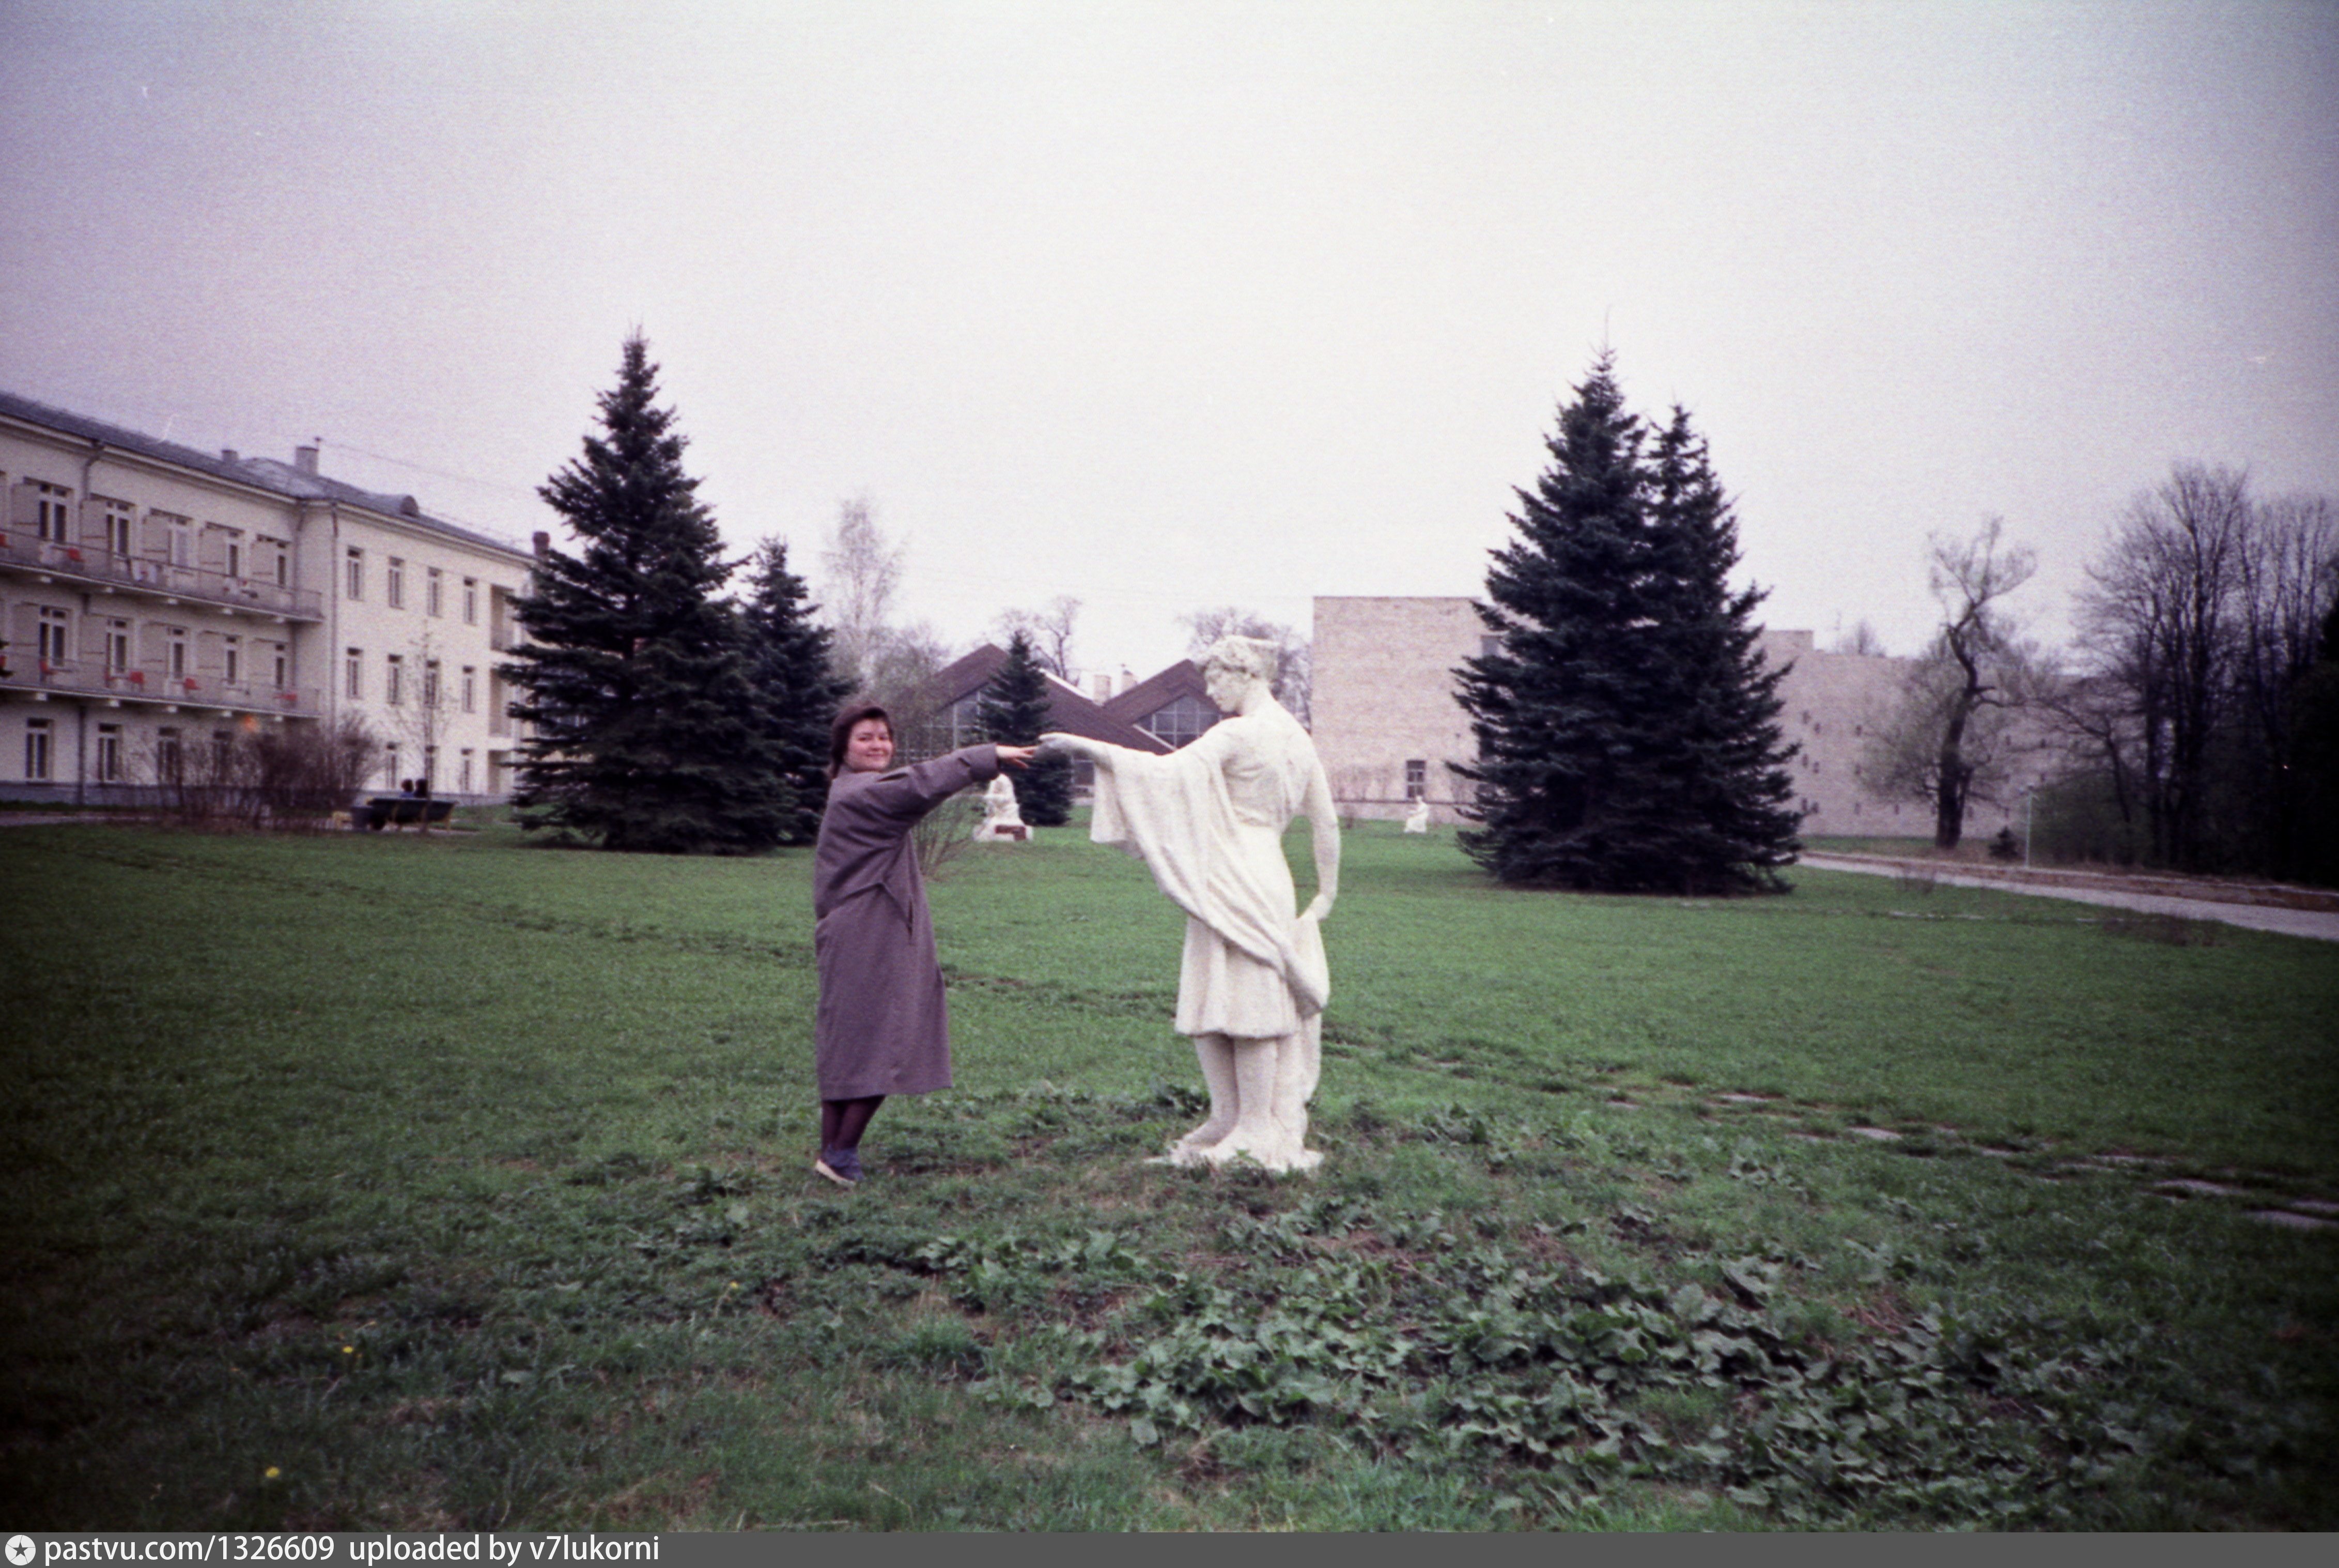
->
[[1, 390, 535, 804], [1311, 596, 2059, 842]]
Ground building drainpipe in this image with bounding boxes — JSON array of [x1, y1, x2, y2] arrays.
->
[[328, 501, 340, 726], [74, 439, 105, 807]]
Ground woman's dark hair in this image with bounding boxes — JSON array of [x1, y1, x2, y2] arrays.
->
[[827, 704, 893, 780]]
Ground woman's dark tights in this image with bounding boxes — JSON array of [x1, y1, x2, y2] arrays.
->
[[820, 1095, 886, 1153]]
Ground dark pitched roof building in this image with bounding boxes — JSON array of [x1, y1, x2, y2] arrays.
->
[[906, 644, 1173, 766], [1099, 658, 1222, 750]]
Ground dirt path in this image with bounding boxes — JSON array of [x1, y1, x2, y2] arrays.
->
[[1801, 852, 2339, 943]]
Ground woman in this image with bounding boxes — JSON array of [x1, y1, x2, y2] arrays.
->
[[811, 704, 1035, 1186]]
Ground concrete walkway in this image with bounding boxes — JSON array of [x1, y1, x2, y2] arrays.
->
[[1801, 852, 2339, 943]]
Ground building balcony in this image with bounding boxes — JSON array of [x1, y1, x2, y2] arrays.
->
[[0, 657, 321, 718], [0, 534, 324, 622]]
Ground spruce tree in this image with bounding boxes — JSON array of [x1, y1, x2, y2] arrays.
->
[[1453, 355, 1800, 893], [504, 335, 793, 853], [975, 629, 1073, 826], [740, 537, 851, 845]]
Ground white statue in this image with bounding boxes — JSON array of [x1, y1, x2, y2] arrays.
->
[[1043, 635, 1340, 1172], [973, 771, 1028, 841], [1403, 799, 1431, 834]]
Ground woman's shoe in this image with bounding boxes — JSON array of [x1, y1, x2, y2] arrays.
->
[[814, 1150, 858, 1188]]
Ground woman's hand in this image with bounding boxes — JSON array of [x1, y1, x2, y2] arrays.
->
[[995, 744, 1039, 771], [1037, 731, 1093, 761]]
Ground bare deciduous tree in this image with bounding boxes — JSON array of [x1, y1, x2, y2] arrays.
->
[[1832, 618, 1889, 657], [1863, 518, 2037, 849], [992, 596, 1081, 680], [820, 494, 904, 695], [2074, 465, 2253, 871]]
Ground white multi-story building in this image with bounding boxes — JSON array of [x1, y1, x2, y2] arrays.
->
[[1, 390, 535, 804]]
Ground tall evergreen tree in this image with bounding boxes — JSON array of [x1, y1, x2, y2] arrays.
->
[[503, 335, 793, 853], [741, 537, 852, 845], [1453, 355, 1800, 893], [975, 629, 1073, 826]]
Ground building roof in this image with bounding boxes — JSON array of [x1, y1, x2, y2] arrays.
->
[[1099, 658, 1218, 730], [921, 643, 1173, 754], [0, 389, 534, 562]]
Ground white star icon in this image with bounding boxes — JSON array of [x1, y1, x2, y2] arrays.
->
[[6, 1536, 36, 1567]]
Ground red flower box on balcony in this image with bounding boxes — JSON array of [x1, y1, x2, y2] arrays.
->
[[181, 677, 200, 693], [126, 670, 145, 685]]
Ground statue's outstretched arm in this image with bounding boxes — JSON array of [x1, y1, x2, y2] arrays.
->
[[1040, 731, 1130, 772]]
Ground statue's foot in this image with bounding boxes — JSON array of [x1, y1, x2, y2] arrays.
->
[[1173, 1118, 1234, 1154], [1197, 1125, 1320, 1174]]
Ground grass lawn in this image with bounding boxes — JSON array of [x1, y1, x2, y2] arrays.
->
[[2, 817, 2333, 1530]]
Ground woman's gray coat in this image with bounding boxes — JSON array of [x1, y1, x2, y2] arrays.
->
[[811, 745, 1001, 1099]]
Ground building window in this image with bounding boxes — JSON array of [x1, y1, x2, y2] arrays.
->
[[157, 727, 183, 785], [222, 634, 242, 685], [95, 723, 123, 783], [166, 626, 189, 677], [426, 567, 444, 617], [36, 607, 69, 666], [223, 533, 244, 580], [423, 659, 440, 709], [386, 557, 405, 610], [345, 548, 364, 600], [1139, 693, 1218, 750], [462, 578, 478, 624], [345, 648, 363, 700], [461, 665, 476, 714], [385, 654, 405, 706], [100, 499, 134, 556], [383, 743, 400, 787], [458, 750, 474, 793], [32, 483, 72, 543], [163, 515, 194, 566], [271, 644, 289, 688], [1405, 759, 1427, 802], [103, 619, 131, 674], [25, 718, 53, 780]]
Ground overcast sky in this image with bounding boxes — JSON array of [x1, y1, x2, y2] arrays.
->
[[4, 0, 2334, 682]]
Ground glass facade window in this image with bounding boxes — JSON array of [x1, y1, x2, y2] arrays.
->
[[1140, 693, 1218, 749]]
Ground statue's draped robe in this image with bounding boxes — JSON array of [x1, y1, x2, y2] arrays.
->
[[812, 746, 1000, 1099], [1088, 704, 1330, 1107]]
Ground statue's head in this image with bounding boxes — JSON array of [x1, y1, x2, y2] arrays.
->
[[1200, 634, 1277, 713]]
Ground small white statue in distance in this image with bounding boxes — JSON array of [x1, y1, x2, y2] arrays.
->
[[973, 771, 1028, 841], [1403, 798, 1432, 834], [1043, 635, 1340, 1172]]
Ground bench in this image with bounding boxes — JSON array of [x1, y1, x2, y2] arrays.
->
[[355, 797, 454, 830]]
